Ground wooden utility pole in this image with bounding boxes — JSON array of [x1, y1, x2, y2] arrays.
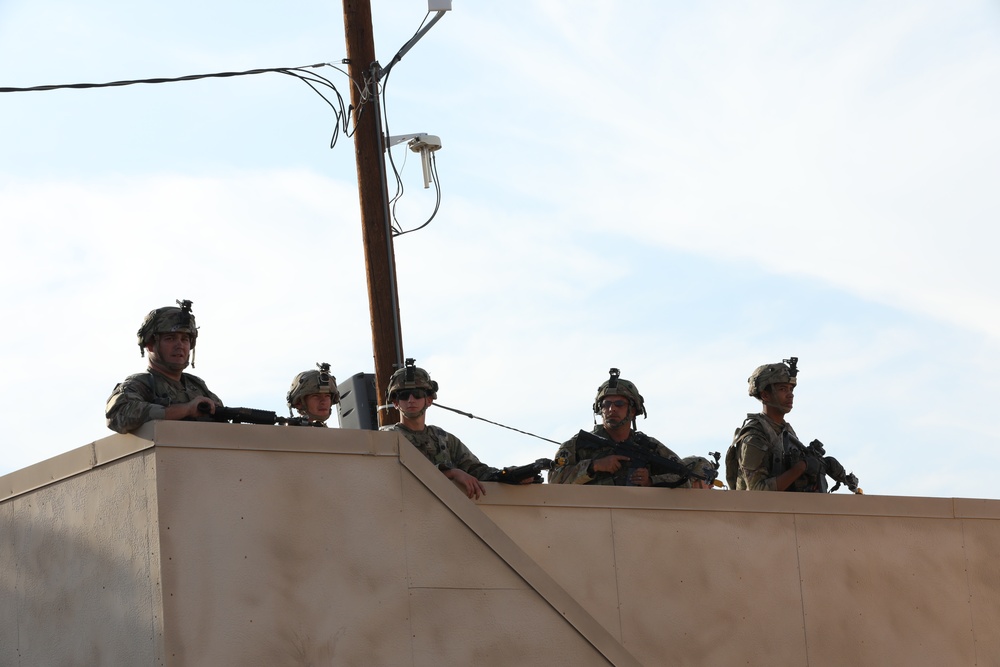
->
[[342, 0, 403, 426]]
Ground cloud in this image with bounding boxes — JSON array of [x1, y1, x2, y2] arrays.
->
[[2, 0, 999, 504]]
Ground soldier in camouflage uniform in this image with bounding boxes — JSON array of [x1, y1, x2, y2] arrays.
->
[[106, 300, 222, 434], [286, 363, 339, 426], [726, 357, 818, 491], [549, 369, 688, 487], [379, 359, 519, 499]]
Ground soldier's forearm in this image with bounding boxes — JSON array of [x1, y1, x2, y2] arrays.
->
[[775, 460, 807, 491]]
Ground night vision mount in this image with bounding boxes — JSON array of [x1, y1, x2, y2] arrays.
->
[[176, 299, 194, 328], [401, 357, 417, 383], [317, 362, 333, 390]]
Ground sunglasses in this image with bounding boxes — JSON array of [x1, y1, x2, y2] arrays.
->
[[600, 399, 629, 410], [396, 389, 428, 401]]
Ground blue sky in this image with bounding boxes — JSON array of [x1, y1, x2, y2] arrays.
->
[[2, 0, 999, 499]]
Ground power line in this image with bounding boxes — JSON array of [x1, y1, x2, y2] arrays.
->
[[1, 63, 332, 93], [0, 62, 363, 148]]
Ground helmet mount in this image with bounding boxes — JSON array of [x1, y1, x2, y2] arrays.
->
[[387, 358, 438, 403], [592, 368, 647, 420], [748, 356, 799, 400], [608, 367, 620, 390]]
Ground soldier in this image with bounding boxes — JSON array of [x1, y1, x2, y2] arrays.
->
[[286, 363, 339, 426], [106, 299, 222, 434], [548, 368, 688, 487], [726, 357, 818, 491], [682, 456, 720, 490], [380, 359, 520, 500]]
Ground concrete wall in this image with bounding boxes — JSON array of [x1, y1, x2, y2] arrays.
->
[[483, 487, 1000, 666], [3, 422, 999, 666], [0, 434, 163, 666]]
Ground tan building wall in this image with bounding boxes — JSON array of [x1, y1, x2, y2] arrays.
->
[[2, 422, 998, 666]]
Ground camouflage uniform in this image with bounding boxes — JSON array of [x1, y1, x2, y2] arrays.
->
[[732, 413, 799, 491], [727, 358, 804, 491], [549, 369, 688, 487], [106, 299, 222, 434], [105, 370, 223, 434], [381, 423, 499, 481], [549, 425, 686, 486]]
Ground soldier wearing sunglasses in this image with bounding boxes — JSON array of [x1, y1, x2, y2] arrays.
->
[[380, 359, 520, 499], [548, 368, 687, 487]]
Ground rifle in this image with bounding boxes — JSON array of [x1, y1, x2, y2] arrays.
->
[[487, 458, 553, 485], [783, 434, 862, 494], [198, 403, 325, 427], [575, 430, 690, 487]]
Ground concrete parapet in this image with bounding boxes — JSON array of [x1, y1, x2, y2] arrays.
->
[[2, 422, 997, 666]]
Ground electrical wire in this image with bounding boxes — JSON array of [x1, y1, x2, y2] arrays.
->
[[279, 66, 360, 148], [0, 28, 445, 229], [433, 403, 560, 445], [0, 63, 317, 92], [380, 12, 445, 238], [378, 401, 561, 445], [0, 62, 364, 149], [392, 151, 441, 238], [380, 67, 407, 235]]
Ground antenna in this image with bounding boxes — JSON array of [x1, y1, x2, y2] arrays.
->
[[387, 133, 442, 188]]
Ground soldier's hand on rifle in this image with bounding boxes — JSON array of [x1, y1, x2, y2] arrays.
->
[[444, 468, 487, 500], [629, 468, 651, 486], [776, 459, 808, 491], [591, 454, 631, 474], [805, 455, 822, 478], [166, 396, 217, 421]]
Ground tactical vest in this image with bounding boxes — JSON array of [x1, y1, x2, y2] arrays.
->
[[137, 371, 216, 408], [725, 413, 787, 490]]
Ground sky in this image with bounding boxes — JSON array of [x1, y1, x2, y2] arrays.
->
[[1, 0, 999, 499]]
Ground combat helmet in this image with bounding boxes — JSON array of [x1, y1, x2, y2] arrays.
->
[[748, 357, 798, 399], [137, 299, 199, 359], [287, 362, 340, 415], [682, 455, 720, 485], [386, 358, 438, 403], [592, 368, 647, 418]]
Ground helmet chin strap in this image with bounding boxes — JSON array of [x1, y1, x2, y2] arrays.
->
[[400, 405, 429, 420], [759, 392, 792, 418]]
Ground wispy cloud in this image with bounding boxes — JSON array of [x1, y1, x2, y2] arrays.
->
[[1, 0, 998, 502]]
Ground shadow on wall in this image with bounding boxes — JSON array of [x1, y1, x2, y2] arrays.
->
[[0, 471, 160, 664]]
